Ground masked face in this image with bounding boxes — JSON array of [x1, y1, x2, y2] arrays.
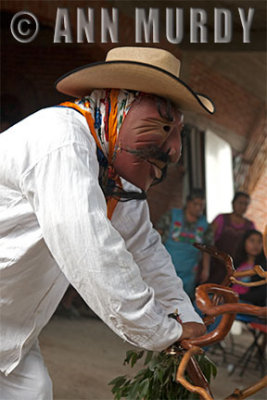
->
[[112, 95, 184, 191]]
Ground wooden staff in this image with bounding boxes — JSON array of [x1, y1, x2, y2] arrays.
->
[[173, 241, 267, 399], [175, 283, 267, 399], [176, 347, 267, 400], [193, 243, 235, 287], [231, 264, 267, 286], [195, 284, 267, 319], [233, 265, 267, 279], [176, 346, 213, 400], [224, 376, 267, 399]]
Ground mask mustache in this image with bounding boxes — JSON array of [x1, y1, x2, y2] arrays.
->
[[119, 146, 171, 164], [118, 146, 170, 187]]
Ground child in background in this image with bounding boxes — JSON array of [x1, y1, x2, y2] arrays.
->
[[232, 229, 266, 307]]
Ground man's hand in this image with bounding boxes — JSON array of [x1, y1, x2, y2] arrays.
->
[[179, 322, 206, 341]]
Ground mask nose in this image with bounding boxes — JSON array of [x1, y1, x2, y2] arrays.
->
[[162, 130, 182, 163], [168, 147, 180, 163]]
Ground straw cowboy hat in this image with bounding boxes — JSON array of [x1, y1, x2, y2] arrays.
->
[[56, 46, 215, 114]]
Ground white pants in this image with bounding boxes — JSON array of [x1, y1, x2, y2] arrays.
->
[[0, 341, 53, 400]]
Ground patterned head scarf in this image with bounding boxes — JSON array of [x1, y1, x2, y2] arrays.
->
[[74, 89, 139, 164], [59, 89, 146, 216]]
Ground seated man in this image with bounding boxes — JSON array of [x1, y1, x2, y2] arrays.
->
[[0, 46, 215, 399]]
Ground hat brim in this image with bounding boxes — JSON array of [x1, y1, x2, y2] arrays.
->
[[55, 61, 215, 114]]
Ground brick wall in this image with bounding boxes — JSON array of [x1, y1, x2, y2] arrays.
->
[[188, 60, 263, 141], [245, 167, 267, 234]]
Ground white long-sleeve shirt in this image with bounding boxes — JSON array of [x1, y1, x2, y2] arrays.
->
[[0, 107, 202, 375]]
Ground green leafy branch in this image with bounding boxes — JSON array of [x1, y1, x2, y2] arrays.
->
[[109, 349, 217, 400]]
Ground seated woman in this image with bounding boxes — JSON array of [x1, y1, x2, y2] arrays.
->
[[232, 229, 266, 307], [209, 192, 255, 284]]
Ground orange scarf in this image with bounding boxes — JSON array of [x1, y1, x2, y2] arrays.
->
[[59, 100, 120, 219]]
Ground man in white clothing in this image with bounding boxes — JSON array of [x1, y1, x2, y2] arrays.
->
[[0, 47, 215, 399]]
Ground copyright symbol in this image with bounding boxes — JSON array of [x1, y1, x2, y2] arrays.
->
[[10, 11, 39, 43]]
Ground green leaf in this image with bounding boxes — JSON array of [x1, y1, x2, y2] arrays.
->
[[108, 375, 127, 387], [123, 350, 144, 367], [148, 356, 158, 371], [209, 359, 217, 378], [158, 367, 164, 384], [134, 367, 150, 380], [139, 378, 150, 399], [123, 350, 135, 365], [136, 350, 145, 361], [127, 381, 140, 400], [144, 351, 153, 365]]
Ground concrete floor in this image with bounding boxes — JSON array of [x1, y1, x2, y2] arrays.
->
[[39, 316, 267, 400]]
